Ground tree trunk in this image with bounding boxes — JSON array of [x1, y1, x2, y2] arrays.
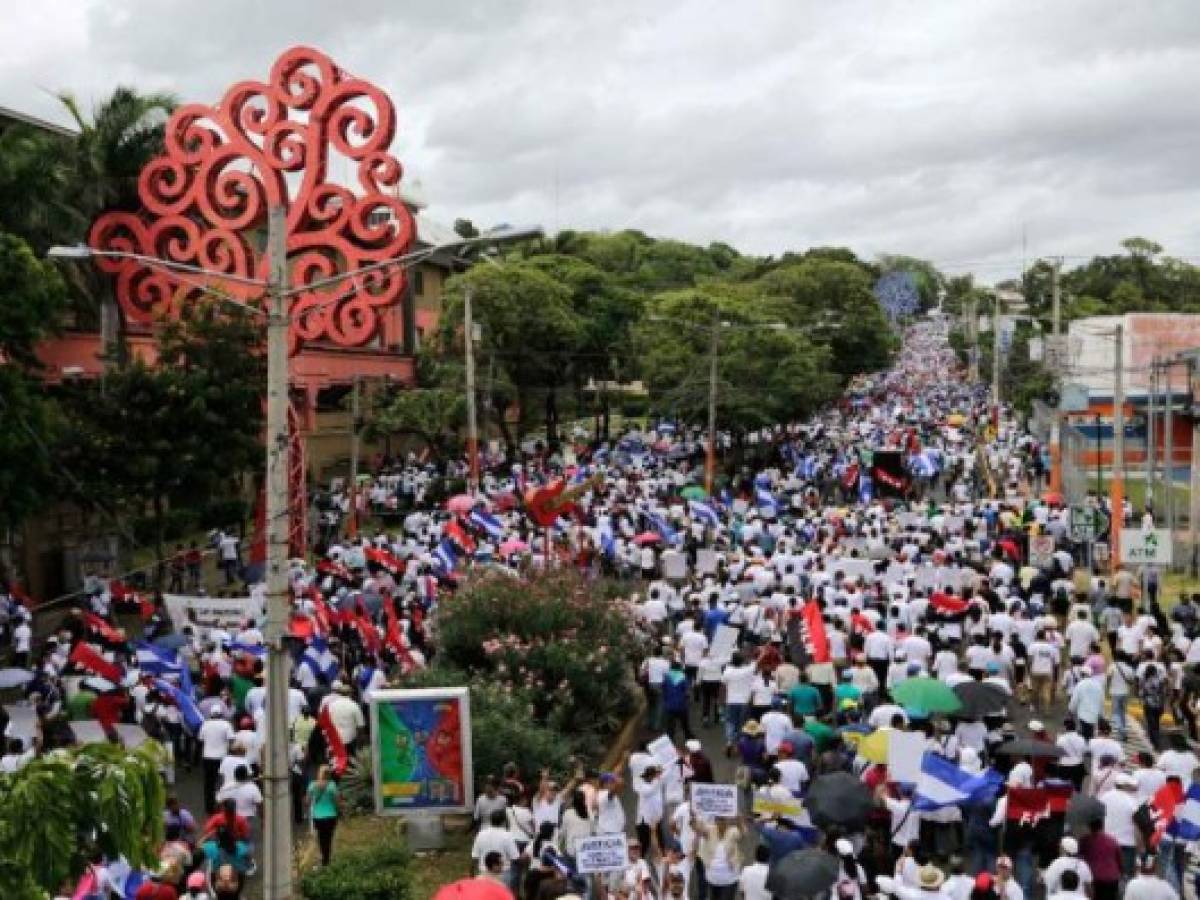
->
[[152, 493, 166, 588], [496, 400, 516, 458], [545, 388, 559, 449]]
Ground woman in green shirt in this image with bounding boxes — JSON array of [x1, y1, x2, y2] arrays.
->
[[307, 765, 341, 866]]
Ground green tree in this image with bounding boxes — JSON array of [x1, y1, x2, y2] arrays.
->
[[57, 87, 176, 347], [876, 254, 943, 310], [55, 310, 264, 565], [752, 258, 897, 376], [365, 352, 468, 459], [0, 742, 166, 899], [0, 126, 70, 255], [0, 233, 68, 529], [638, 285, 839, 445], [439, 263, 580, 449]]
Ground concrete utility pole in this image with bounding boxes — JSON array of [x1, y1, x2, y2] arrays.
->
[[992, 295, 1001, 410], [966, 295, 979, 381], [1146, 358, 1157, 495], [704, 315, 720, 495], [1165, 361, 1176, 534], [348, 374, 362, 537], [1190, 359, 1200, 575], [1110, 323, 1125, 571], [464, 285, 480, 494], [262, 205, 294, 900], [1049, 261, 1063, 492]]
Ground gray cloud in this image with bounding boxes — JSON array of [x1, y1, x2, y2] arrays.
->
[[3, 0, 1200, 279]]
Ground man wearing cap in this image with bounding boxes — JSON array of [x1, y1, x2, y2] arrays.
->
[[1043, 837, 1093, 897], [1099, 773, 1140, 879]]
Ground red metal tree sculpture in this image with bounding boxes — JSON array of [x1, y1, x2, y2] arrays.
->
[[88, 46, 417, 553], [89, 44, 416, 351]]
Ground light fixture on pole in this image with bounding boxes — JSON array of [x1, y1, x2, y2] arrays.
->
[[48, 222, 540, 898]]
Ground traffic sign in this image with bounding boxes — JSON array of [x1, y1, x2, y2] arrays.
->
[[1030, 535, 1056, 569], [1120, 528, 1173, 566]]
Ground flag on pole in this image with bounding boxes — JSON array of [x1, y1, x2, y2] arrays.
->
[[688, 500, 721, 528], [318, 703, 349, 774], [433, 538, 459, 574], [154, 678, 204, 733], [468, 508, 504, 540], [1169, 784, 1200, 840], [444, 518, 477, 554], [83, 612, 124, 645], [69, 642, 124, 684], [647, 511, 679, 544], [799, 600, 830, 663], [133, 642, 184, 678], [755, 487, 779, 515], [913, 752, 1004, 811], [300, 637, 338, 683]]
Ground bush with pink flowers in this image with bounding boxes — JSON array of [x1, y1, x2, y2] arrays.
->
[[436, 570, 643, 761]]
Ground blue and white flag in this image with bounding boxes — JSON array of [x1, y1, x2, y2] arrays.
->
[[228, 640, 266, 659], [910, 451, 939, 478], [598, 521, 616, 559], [913, 752, 1003, 811], [433, 538, 459, 574], [1170, 784, 1200, 840], [754, 472, 773, 490], [300, 637, 338, 683], [647, 511, 680, 545], [755, 487, 779, 515], [858, 472, 874, 504], [468, 508, 504, 540], [104, 857, 150, 900], [153, 678, 204, 733], [688, 500, 721, 528], [133, 641, 183, 677]]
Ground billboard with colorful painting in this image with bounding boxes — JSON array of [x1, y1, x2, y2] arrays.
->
[[370, 687, 473, 815]]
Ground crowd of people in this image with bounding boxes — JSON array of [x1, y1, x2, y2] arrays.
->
[[0, 315, 1191, 900]]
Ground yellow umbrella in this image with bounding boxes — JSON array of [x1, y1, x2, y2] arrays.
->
[[947, 413, 966, 426], [857, 728, 891, 764]]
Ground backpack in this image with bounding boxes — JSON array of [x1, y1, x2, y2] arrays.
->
[[1142, 673, 1166, 709]]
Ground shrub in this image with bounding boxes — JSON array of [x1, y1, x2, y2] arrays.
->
[[298, 843, 414, 900], [436, 570, 642, 761]]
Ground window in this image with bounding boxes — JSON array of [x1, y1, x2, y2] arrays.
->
[[367, 209, 392, 227], [412, 270, 425, 295]]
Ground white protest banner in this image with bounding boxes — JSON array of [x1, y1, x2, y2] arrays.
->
[[661, 550, 687, 580], [695, 549, 718, 575], [164, 593, 260, 635], [710, 625, 740, 663], [576, 834, 629, 874], [887, 730, 926, 784], [648, 734, 678, 769], [691, 783, 738, 817]]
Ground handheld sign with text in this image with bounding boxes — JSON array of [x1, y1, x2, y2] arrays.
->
[[648, 734, 678, 769], [576, 834, 629, 874], [691, 783, 739, 818]]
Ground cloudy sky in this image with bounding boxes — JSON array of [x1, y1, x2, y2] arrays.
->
[[4, 0, 1200, 281]]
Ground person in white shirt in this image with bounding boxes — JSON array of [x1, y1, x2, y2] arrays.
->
[[1048, 868, 1090, 900], [1064, 610, 1099, 660], [738, 845, 772, 900], [197, 710, 235, 812], [1123, 852, 1180, 900], [216, 765, 262, 820], [1158, 733, 1199, 785], [1099, 775, 1140, 864], [720, 654, 757, 747], [323, 682, 366, 750], [1043, 837, 1092, 896], [471, 809, 521, 875]]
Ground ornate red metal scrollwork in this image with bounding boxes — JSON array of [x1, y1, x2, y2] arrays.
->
[[88, 45, 416, 354]]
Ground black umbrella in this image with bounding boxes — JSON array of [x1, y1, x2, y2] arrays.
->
[[806, 772, 874, 829], [767, 848, 840, 898], [994, 738, 1064, 759], [952, 681, 1012, 718], [1065, 793, 1105, 835]]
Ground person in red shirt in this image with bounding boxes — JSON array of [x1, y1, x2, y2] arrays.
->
[[134, 877, 178, 899], [201, 799, 250, 843], [1079, 817, 1122, 900]]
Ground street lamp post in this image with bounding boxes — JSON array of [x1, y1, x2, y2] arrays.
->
[[49, 222, 541, 900]]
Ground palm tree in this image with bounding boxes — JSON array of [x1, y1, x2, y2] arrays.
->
[[57, 87, 176, 356]]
